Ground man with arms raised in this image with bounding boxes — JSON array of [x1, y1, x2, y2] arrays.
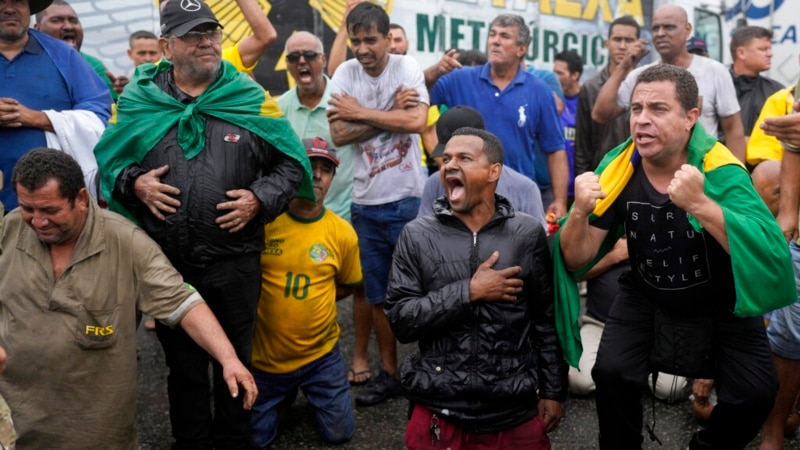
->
[[557, 64, 794, 449]]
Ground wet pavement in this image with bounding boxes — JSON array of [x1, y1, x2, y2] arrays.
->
[[137, 297, 800, 449]]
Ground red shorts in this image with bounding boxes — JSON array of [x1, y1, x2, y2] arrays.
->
[[405, 404, 551, 450]]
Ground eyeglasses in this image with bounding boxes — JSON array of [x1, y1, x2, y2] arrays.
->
[[173, 29, 222, 45], [286, 51, 320, 63]]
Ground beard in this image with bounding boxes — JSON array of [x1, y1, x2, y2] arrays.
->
[[168, 44, 222, 85], [182, 57, 221, 84], [0, 27, 26, 43]]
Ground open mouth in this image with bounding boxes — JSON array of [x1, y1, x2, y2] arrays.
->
[[60, 31, 76, 46], [635, 132, 656, 146], [446, 177, 465, 202], [296, 66, 313, 83]]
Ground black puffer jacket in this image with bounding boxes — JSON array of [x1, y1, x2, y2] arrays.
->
[[385, 196, 568, 434], [113, 70, 304, 264]]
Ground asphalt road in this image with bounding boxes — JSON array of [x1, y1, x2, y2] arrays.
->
[[136, 297, 800, 450]]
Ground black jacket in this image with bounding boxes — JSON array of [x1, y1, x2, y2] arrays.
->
[[114, 70, 304, 264], [730, 69, 784, 136], [385, 196, 568, 433]]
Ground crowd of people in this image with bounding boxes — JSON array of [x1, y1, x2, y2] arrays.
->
[[0, 0, 799, 449]]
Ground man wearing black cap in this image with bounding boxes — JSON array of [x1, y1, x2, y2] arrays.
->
[[418, 106, 546, 226], [0, 0, 111, 210], [94, 1, 313, 448], [250, 137, 362, 447]]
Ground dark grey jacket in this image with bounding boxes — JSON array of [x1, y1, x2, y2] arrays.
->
[[385, 196, 568, 433]]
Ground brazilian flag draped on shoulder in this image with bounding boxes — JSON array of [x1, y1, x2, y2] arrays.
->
[[95, 60, 314, 222], [552, 124, 795, 368]]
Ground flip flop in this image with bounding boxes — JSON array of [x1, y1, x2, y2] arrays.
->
[[348, 369, 372, 386]]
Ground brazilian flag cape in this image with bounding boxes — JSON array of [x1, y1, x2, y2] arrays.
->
[[95, 60, 314, 222], [552, 124, 796, 368]]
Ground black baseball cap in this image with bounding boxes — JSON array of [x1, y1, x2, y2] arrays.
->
[[430, 106, 486, 158], [160, 0, 222, 38], [29, 0, 53, 14], [302, 137, 340, 167]]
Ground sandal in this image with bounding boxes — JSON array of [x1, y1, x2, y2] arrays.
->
[[348, 369, 372, 386]]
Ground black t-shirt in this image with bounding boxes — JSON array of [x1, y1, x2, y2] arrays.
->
[[593, 168, 735, 312]]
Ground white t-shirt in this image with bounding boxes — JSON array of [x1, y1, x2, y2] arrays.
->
[[329, 54, 427, 205], [616, 55, 740, 139]]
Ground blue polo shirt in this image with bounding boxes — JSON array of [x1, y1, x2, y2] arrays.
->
[[0, 30, 110, 209], [430, 64, 564, 181], [527, 67, 564, 190]]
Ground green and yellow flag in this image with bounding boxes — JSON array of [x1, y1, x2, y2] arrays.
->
[[552, 124, 796, 367], [95, 59, 313, 222]]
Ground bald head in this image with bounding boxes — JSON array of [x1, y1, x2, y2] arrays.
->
[[752, 160, 781, 217], [654, 4, 688, 23], [284, 31, 327, 98], [284, 31, 323, 54], [651, 4, 691, 61]]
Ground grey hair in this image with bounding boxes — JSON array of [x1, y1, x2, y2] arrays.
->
[[490, 14, 531, 46]]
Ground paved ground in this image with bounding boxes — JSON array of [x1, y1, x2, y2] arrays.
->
[[137, 297, 800, 449]]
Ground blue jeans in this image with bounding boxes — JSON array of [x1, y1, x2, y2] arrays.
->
[[351, 197, 420, 304], [250, 345, 354, 447], [767, 241, 800, 359]]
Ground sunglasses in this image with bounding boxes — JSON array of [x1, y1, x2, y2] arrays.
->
[[286, 51, 320, 63]]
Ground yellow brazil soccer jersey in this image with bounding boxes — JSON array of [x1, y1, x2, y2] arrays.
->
[[251, 208, 362, 374], [222, 42, 257, 74]]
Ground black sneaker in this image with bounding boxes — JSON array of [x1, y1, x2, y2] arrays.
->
[[355, 370, 401, 406]]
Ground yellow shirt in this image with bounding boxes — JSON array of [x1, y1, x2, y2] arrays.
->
[[421, 105, 441, 168], [222, 42, 257, 74], [747, 86, 796, 166], [251, 209, 362, 374]]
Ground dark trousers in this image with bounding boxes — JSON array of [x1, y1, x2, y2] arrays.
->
[[592, 276, 777, 450], [156, 254, 261, 450]]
